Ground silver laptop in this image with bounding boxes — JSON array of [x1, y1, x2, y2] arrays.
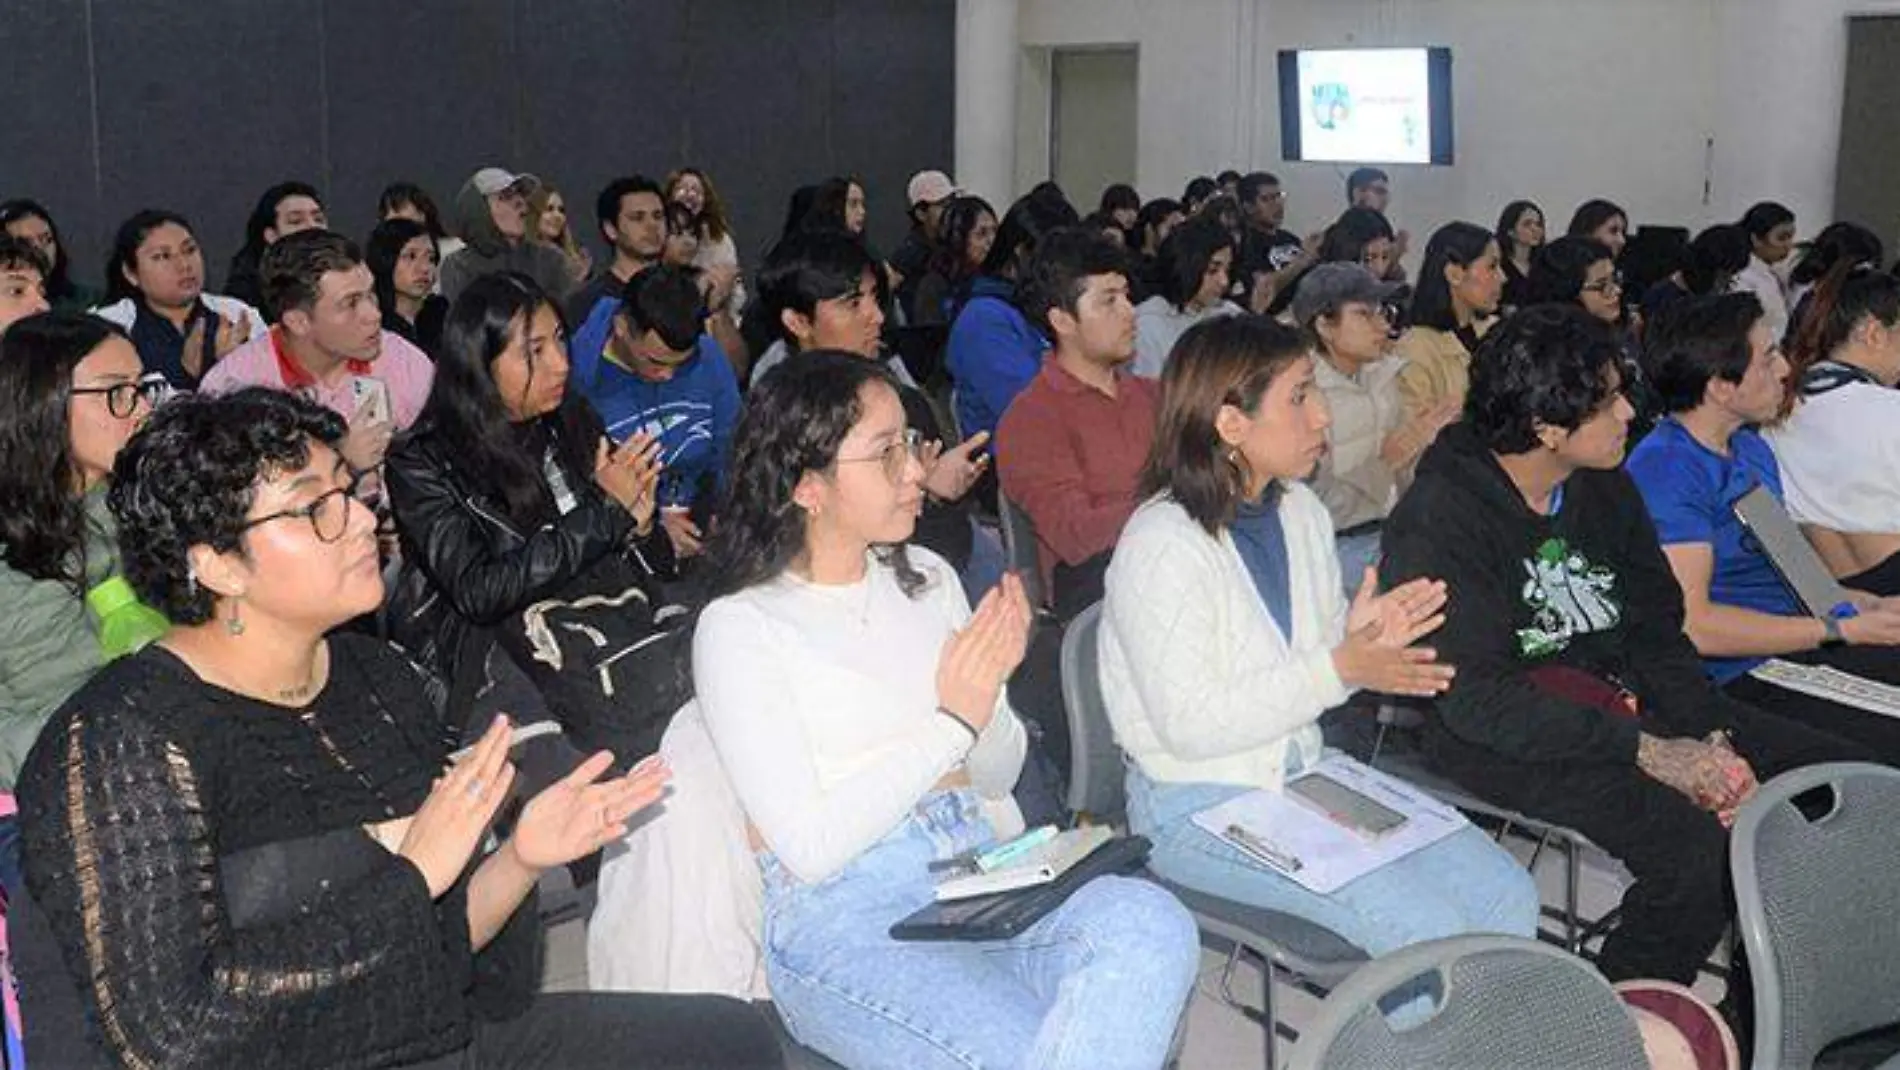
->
[[1733, 484, 1852, 616]]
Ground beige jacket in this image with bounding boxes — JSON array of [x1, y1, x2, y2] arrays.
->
[[1394, 319, 1493, 422]]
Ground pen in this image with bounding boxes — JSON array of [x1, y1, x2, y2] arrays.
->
[[976, 824, 1059, 872], [1225, 824, 1304, 873]]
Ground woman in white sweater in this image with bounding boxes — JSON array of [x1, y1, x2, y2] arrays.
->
[[1101, 315, 1539, 961], [694, 351, 1198, 1070]]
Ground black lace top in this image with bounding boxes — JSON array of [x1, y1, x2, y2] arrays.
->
[[16, 633, 538, 1069]]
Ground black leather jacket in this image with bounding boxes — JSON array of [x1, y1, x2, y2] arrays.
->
[[383, 411, 675, 695]]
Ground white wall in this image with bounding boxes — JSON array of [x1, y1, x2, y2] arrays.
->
[[1009, 0, 1900, 246]]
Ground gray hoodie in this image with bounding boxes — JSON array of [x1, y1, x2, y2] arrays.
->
[[438, 176, 577, 304]]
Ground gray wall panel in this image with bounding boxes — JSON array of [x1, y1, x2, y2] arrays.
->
[[91, 0, 327, 285], [3, 0, 954, 296], [0, 1, 102, 283]]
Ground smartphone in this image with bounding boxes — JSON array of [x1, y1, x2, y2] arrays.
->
[[350, 375, 392, 427], [1286, 772, 1408, 839]]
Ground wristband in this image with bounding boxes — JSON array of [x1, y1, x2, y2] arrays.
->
[[937, 707, 979, 743]]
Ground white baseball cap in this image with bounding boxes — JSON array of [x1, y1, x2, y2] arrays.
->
[[906, 170, 960, 207], [471, 167, 541, 197]]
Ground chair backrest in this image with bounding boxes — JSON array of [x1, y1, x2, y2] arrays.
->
[[1288, 935, 1647, 1070], [997, 493, 1048, 610], [1059, 601, 1127, 819], [1731, 761, 1900, 1070]]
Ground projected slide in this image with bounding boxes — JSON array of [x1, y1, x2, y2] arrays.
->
[[1297, 49, 1433, 164]]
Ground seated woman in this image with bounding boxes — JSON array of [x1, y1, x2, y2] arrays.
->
[[1630, 292, 1900, 762], [1103, 315, 1539, 969], [909, 194, 997, 329], [1394, 221, 1502, 429], [16, 387, 781, 1069], [1131, 216, 1242, 378], [0, 313, 160, 892], [385, 273, 685, 761], [368, 217, 449, 359], [1530, 236, 1659, 439], [92, 209, 266, 391], [1765, 265, 1900, 594], [1294, 263, 1449, 594], [695, 352, 1198, 1070]]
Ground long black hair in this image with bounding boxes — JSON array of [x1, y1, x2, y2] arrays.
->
[[0, 312, 129, 593], [1410, 222, 1496, 331], [1495, 200, 1543, 260], [981, 192, 1073, 278], [708, 351, 924, 600], [412, 272, 595, 528], [926, 195, 998, 289], [228, 182, 323, 291], [0, 199, 81, 303], [1318, 207, 1396, 268], [1791, 222, 1884, 288], [1567, 199, 1627, 242], [1528, 237, 1615, 307], [105, 209, 196, 302], [366, 217, 436, 318]]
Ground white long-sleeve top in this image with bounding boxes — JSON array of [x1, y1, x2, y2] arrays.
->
[[1100, 489, 1350, 793], [694, 548, 1027, 885]]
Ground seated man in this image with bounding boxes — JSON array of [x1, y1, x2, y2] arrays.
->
[[996, 227, 1154, 621], [1628, 293, 1900, 761], [1764, 267, 1900, 593], [570, 264, 740, 559], [1382, 305, 1868, 987], [201, 229, 434, 482], [754, 230, 997, 597]]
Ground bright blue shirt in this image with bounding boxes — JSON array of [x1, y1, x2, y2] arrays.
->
[[1229, 486, 1294, 637], [946, 275, 1047, 442], [570, 296, 740, 510], [1626, 418, 1800, 682]]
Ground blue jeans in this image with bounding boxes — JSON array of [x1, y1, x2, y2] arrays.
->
[[761, 790, 1199, 1070], [1125, 761, 1540, 958], [1335, 529, 1384, 600]]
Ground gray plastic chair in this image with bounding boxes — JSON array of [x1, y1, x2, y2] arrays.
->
[[1732, 761, 1900, 1070], [997, 492, 1049, 611], [1287, 935, 1648, 1070], [1061, 602, 1370, 1069]]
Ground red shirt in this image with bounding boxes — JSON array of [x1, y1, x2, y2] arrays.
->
[[996, 357, 1160, 589]]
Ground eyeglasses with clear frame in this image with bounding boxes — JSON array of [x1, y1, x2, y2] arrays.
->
[[835, 428, 924, 485]]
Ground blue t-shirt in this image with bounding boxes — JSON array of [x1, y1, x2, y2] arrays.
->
[[1626, 418, 1800, 682], [1229, 487, 1294, 637], [569, 296, 740, 511], [946, 275, 1048, 442]]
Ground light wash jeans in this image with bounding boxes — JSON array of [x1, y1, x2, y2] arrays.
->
[[1335, 529, 1385, 600], [761, 789, 1200, 1070], [1126, 758, 1540, 961]]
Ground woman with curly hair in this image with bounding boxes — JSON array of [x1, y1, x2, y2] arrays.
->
[[15, 386, 783, 1069], [666, 167, 745, 319]]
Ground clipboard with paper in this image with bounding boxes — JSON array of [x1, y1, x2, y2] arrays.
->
[[1189, 754, 1469, 894]]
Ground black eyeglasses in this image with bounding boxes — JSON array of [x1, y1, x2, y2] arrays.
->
[[240, 476, 360, 544], [70, 377, 166, 418]]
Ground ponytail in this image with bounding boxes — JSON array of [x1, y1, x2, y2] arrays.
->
[[1781, 262, 1900, 419]]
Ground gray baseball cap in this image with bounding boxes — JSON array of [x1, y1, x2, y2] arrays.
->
[[1290, 262, 1405, 327]]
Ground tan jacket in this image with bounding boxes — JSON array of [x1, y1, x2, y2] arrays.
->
[[1394, 320, 1493, 423]]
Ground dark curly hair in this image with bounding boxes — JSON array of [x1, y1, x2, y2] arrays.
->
[[1466, 304, 1626, 455], [707, 351, 925, 600], [926, 195, 998, 288], [1154, 217, 1235, 312], [1527, 236, 1615, 307], [0, 313, 128, 594], [109, 387, 346, 624]]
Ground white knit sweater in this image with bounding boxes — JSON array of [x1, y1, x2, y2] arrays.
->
[[1100, 487, 1350, 792]]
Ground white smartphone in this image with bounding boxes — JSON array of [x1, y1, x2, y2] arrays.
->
[[349, 375, 392, 427]]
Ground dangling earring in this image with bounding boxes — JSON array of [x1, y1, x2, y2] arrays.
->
[[186, 563, 199, 599], [226, 600, 246, 637]]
